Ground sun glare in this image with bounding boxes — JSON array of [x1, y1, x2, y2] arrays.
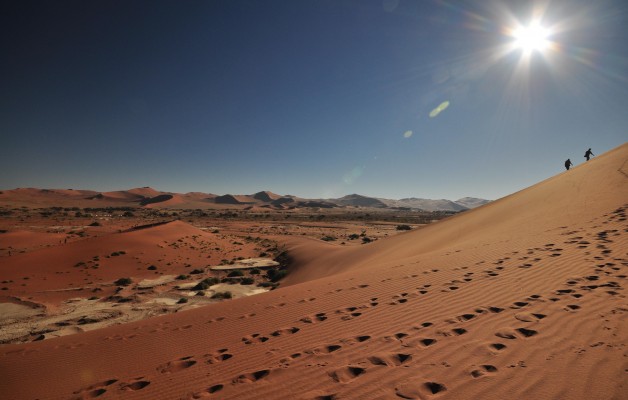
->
[[512, 22, 550, 53]]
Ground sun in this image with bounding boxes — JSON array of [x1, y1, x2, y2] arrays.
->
[[511, 21, 550, 53]]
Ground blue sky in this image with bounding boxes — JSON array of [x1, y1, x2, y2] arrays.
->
[[2, 0, 626, 200]]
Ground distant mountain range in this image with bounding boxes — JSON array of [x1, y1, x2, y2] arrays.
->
[[331, 194, 490, 212], [0, 187, 490, 212]]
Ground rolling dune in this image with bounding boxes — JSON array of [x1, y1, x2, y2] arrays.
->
[[0, 144, 626, 400]]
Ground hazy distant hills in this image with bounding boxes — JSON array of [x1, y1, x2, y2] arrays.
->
[[0, 187, 490, 212], [330, 194, 490, 212]]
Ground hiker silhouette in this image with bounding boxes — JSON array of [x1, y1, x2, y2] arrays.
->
[[565, 159, 573, 170], [585, 148, 594, 161]]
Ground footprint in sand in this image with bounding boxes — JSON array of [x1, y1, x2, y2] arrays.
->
[[328, 366, 366, 383], [279, 352, 304, 367], [511, 301, 529, 309], [300, 313, 328, 323], [495, 330, 518, 340], [516, 327, 538, 337], [457, 313, 476, 322], [157, 356, 197, 373], [336, 306, 365, 320], [436, 328, 466, 337], [195, 384, 224, 396], [495, 327, 538, 339], [271, 327, 300, 337], [339, 335, 371, 345], [395, 381, 447, 398], [350, 284, 369, 289], [120, 380, 150, 391], [204, 348, 233, 364], [306, 344, 342, 355], [298, 297, 317, 303], [514, 312, 547, 322], [490, 343, 507, 351], [471, 364, 498, 378], [73, 379, 119, 398], [367, 352, 412, 367], [233, 369, 271, 384], [418, 338, 437, 347], [241, 333, 269, 344]]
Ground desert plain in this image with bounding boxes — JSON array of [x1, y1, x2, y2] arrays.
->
[[0, 143, 627, 400]]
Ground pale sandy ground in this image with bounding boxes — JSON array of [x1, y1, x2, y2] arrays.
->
[[0, 143, 626, 400]]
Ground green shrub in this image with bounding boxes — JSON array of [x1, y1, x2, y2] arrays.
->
[[396, 224, 412, 231], [177, 297, 188, 304], [240, 277, 255, 285], [227, 270, 244, 277], [211, 291, 232, 299], [193, 277, 219, 290], [114, 277, 133, 286], [273, 251, 289, 266], [267, 269, 288, 282]]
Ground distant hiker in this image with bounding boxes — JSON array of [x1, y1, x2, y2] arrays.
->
[[565, 159, 573, 170], [584, 148, 594, 161]]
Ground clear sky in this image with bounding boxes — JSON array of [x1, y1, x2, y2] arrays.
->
[[2, 0, 627, 200]]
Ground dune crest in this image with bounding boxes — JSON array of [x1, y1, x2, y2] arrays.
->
[[284, 143, 628, 284]]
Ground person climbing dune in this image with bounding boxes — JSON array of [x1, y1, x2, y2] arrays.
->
[[585, 148, 594, 161], [564, 159, 573, 170]]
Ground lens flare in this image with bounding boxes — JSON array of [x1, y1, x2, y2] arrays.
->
[[343, 166, 364, 185], [429, 101, 450, 118]]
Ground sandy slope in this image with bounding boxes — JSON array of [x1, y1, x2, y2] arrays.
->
[[1, 144, 627, 400]]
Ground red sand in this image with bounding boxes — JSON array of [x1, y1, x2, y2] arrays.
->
[[0, 144, 626, 400], [0, 220, 264, 305]]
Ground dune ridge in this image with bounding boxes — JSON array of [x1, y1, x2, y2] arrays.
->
[[0, 144, 626, 400]]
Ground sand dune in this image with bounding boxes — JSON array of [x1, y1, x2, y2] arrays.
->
[[253, 191, 283, 202], [0, 220, 264, 305], [0, 144, 626, 400]]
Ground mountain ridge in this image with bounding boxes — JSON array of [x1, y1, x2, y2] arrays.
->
[[0, 187, 490, 211]]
